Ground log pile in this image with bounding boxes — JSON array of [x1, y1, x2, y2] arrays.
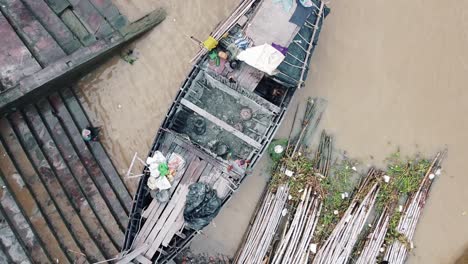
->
[[312, 170, 382, 264], [234, 94, 445, 264], [234, 146, 444, 264], [235, 185, 289, 264], [270, 187, 321, 264], [382, 152, 444, 264]]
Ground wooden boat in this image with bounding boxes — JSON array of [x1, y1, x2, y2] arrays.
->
[[0, 1, 165, 263], [122, 0, 330, 263]]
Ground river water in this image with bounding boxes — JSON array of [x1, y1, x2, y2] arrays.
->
[[77, 0, 468, 263]]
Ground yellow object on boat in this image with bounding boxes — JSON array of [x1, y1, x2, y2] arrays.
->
[[203, 36, 218, 51]]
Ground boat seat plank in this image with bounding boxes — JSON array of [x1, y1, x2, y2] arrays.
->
[[60, 9, 97, 46], [0, 209, 31, 263], [161, 212, 185, 247], [10, 111, 119, 258], [180, 98, 262, 149], [0, 118, 100, 262], [0, 174, 52, 264], [0, 0, 66, 66], [88, 0, 128, 29], [0, 142, 70, 263], [61, 88, 133, 207], [2, 116, 106, 261], [22, 0, 82, 54], [47, 94, 130, 222], [0, 13, 41, 90], [44, 0, 71, 14], [68, 0, 114, 38], [32, 102, 126, 244]]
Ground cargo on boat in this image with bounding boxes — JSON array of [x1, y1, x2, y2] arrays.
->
[[122, 0, 330, 263]]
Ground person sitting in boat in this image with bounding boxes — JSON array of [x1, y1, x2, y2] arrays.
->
[[82, 126, 101, 142]]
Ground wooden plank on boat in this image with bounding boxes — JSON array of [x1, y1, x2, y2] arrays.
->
[[0, 0, 66, 66], [115, 244, 149, 264], [60, 9, 96, 46], [143, 159, 201, 245], [135, 255, 152, 264], [145, 160, 207, 258], [0, 13, 41, 89], [145, 185, 189, 258], [161, 212, 185, 247], [133, 153, 196, 247], [198, 163, 214, 183], [22, 0, 82, 54], [180, 98, 262, 149], [68, 0, 114, 38], [88, 0, 128, 29], [141, 200, 157, 219], [0, 143, 69, 263], [44, 0, 71, 14]]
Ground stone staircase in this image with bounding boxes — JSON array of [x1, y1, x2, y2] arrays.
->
[[0, 87, 132, 263]]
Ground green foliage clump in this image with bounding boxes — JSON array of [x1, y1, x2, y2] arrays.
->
[[375, 151, 430, 213], [314, 159, 357, 239], [269, 154, 317, 202], [377, 151, 431, 245]]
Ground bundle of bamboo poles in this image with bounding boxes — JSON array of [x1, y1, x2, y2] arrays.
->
[[312, 170, 382, 264], [383, 152, 444, 264], [235, 185, 289, 264], [190, 0, 257, 63], [354, 208, 391, 264], [235, 98, 329, 264], [270, 187, 321, 264]]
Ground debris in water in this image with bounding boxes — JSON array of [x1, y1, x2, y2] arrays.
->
[[121, 49, 139, 64]]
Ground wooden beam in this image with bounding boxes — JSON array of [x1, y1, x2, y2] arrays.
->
[[0, 13, 41, 89], [135, 255, 152, 264], [180, 98, 262, 149], [0, 0, 66, 65], [115, 244, 149, 264]]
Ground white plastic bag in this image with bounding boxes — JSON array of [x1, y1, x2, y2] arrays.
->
[[146, 151, 166, 165], [147, 176, 172, 190], [237, 44, 285, 75]]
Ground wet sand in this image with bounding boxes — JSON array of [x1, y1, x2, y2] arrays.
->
[[77, 0, 468, 263]]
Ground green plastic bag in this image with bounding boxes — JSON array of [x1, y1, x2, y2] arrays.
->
[[269, 139, 288, 162], [158, 163, 169, 176]]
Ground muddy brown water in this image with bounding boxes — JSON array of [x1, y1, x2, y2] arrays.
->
[[77, 0, 468, 263]]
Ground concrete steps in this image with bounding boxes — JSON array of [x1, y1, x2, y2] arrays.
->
[[0, 87, 131, 263]]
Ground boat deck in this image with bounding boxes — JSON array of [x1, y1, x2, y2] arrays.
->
[[0, 0, 166, 113], [0, 0, 127, 92], [122, 130, 237, 263], [0, 87, 132, 263]]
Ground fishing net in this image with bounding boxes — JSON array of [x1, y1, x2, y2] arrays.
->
[[184, 183, 222, 230], [274, 0, 330, 87]]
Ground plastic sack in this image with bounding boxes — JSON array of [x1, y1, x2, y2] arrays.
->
[[147, 176, 171, 190], [184, 183, 222, 230], [158, 163, 169, 176], [237, 44, 285, 75], [152, 189, 170, 203], [168, 153, 185, 171], [147, 151, 166, 165]]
